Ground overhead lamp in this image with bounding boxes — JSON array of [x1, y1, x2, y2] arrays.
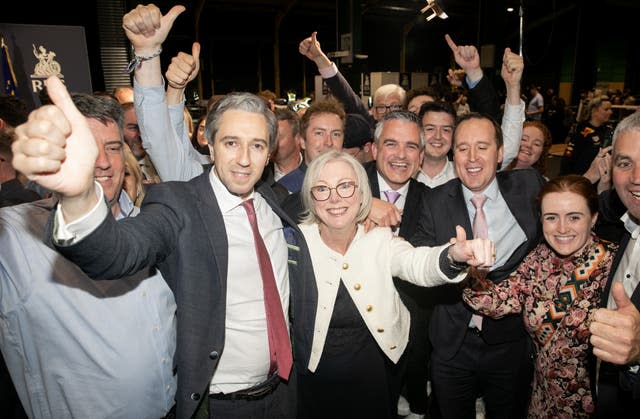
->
[[421, 0, 448, 21]]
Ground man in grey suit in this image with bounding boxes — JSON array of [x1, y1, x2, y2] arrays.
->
[[410, 113, 545, 418], [12, 76, 317, 419]]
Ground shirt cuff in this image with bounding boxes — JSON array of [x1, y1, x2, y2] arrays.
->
[[53, 182, 110, 246], [465, 75, 482, 90], [439, 245, 469, 279], [319, 62, 338, 79]]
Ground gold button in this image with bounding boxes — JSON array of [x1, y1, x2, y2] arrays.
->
[[366, 305, 373, 312], [342, 262, 349, 270], [390, 345, 397, 350], [354, 283, 361, 290], [377, 328, 384, 333]]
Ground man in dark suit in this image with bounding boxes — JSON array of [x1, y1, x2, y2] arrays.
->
[[410, 113, 546, 418], [590, 111, 640, 417], [12, 77, 317, 419], [366, 110, 431, 418]]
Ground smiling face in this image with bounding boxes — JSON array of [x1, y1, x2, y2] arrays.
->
[[372, 118, 423, 190], [209, 109, 270, 199], [421, 110, 455, 161], [612, 129, 640, 221], [88, 118, 125, 212], [301, 112, 344, 163], [516, 125, 545, 169], [541, 191, 596, 257], [312, 159, 362, 234], [453, 118, 504, 193]]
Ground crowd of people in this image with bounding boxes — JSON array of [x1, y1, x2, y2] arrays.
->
[[1, 3, 640, 419]]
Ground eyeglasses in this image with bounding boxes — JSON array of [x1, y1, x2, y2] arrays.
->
[[374, 104, 402, 113], [310, 181, 358, 201]]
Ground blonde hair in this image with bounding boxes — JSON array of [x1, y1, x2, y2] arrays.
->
[[300, 150, 372, 225], [123, 143, 145, 207]]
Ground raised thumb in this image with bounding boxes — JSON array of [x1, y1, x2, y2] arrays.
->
[[192, 42, 201, 60], [163, 5, 186, 27], [612, 282, 633, 311], [44, 76, 83, 128], [455, 225, 467, 243]]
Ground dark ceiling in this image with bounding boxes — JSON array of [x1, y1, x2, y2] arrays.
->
[[6, 0, 640, 101]]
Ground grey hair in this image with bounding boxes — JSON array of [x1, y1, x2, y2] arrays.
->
[[612, 111, 640, 148], [205, 92, 278, 153], [373, 84, 406, 106], [300, 150, 372, 225], [373, 110, 425, 148]]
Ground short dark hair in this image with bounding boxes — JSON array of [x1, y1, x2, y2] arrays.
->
[[406, 86, 440, 104], [418, 100, 456, 122], [0, 95, 28, 128], [275, 107, 300, 138], [71, 93, 124, 131]]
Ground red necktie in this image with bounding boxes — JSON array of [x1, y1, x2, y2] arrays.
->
[[470, 194, 488, 330], [241, 199, 293, 380]]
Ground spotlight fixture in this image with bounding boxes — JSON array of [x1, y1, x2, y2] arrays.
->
[[421, 0, 448, 21]]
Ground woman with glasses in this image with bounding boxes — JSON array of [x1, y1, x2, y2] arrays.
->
[[296, 150, 495, 418]]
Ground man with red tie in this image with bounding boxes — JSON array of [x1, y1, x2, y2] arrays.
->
[[12, 74, 317, 419]]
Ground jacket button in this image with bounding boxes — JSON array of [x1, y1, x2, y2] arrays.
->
[[342, 262, 349, 270], [209, 351, 219, 360], [190, 393, 200, 401], [354, 283, 361, 290], [366, 305, 373, 312], [377, 328, 384, 333]]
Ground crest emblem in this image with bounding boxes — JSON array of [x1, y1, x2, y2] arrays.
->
[[31, 44, 63, 78]]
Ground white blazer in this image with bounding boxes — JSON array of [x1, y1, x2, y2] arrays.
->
[[300, 223, 466, 372]]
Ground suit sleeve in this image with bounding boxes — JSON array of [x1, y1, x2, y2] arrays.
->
[[466, 76, 500, 121], [324, 70, 373, 124], [52, 185, 182, 280]]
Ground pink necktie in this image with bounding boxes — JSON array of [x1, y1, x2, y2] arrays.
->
[[383, 190, 401, 205], [470, 194, 488, 330], [241, 199, 293, 380]]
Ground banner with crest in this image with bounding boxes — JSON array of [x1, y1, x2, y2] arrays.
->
[[0, 23, 92, 111]]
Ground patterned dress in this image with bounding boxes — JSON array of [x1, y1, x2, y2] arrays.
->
[[463, 234, 617, 418]]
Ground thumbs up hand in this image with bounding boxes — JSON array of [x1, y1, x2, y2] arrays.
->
[[590, 282, 640, 365]]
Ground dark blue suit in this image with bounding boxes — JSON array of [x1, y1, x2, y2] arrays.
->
[[410, 168, 545, 418]]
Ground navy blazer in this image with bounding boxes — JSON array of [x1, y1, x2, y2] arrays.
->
[[410, 168, 545, 359], [54, 168, 318, 419]]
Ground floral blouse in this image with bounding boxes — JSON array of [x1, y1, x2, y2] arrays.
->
[[463, 234, 617, 418]]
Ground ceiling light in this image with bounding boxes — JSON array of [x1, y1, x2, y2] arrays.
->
[[421, 0, 448, 21]]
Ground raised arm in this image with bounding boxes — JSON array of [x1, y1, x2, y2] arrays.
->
[[125, 4, 206, 181], [445, 34, 500, 120], [499, 48, 525, 169], [299, 31, 371, 120]]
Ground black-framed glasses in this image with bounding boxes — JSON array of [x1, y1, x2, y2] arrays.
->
[[374, 104, 402, 113], [310, 181, 358, 201]]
